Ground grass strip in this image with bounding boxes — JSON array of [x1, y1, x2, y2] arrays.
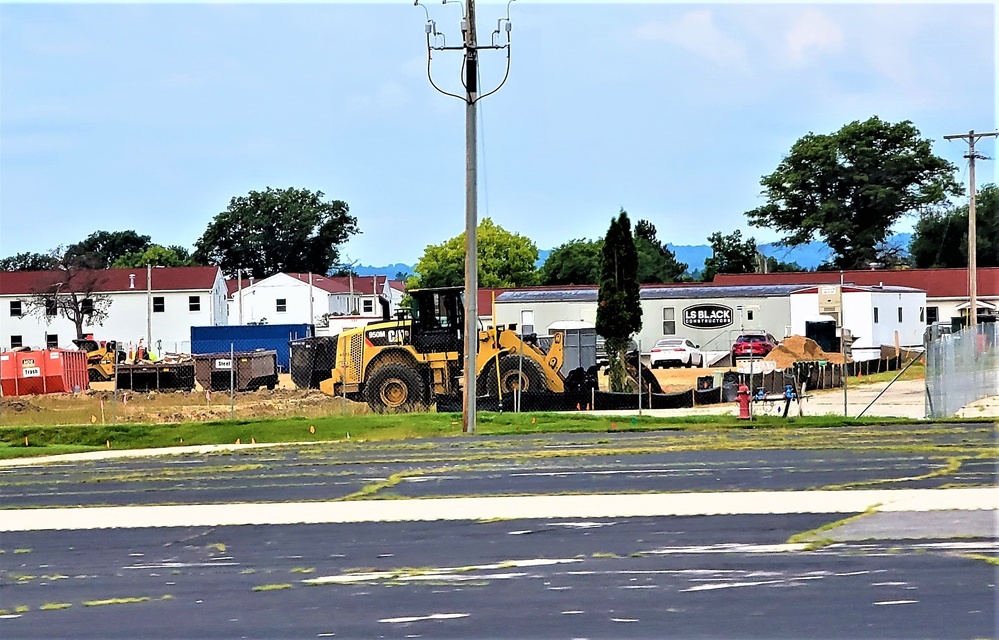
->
[[252, 583, 293, 592], [83, 596, 150, 607], [4, 411, 987, 460], [787, 505, 881, 546]]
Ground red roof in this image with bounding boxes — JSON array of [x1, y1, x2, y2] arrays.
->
[[712, 267, 993, 298], [0, 267, 221, 295]]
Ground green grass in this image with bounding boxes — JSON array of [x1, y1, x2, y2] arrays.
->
[[39, 602, 72, 611], [2, 410, 984, 460], [847, 361, 924, 386], [82, 597, 150, 607]]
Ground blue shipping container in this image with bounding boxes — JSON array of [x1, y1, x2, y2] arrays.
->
[[191, 324, 313, 372]]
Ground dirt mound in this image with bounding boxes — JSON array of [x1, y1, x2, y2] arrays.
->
[[764, 335, 847, 369]]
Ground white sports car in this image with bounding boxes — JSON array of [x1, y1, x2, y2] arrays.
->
[[649, 338, 704, 368]]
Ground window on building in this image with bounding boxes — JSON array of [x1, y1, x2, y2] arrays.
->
[[10, 335, 22, 349], [276, 299, 287, 313], [153, 296, 165, 313], [873, 308, 879, 324], [662, 307, 676, 335], [920, 307, 925, 323], [45, 298, 57, 316], [46, 334, 58, 349], [81, 298, 94, 316], [10, 301, 22, 317], [926, 307, 939, 324], [363, 299, 374, 314], [189, 296, 201, 312], [897, 307, 903, 323], [747, 310, 755, 321]]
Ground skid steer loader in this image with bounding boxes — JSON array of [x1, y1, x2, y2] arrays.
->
[[319, 286, 566, 412]]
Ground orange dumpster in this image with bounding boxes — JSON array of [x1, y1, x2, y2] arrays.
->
[[0, 349, 89, 396]]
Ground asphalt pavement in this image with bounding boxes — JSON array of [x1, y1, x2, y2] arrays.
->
[[0, 424, 995, 639]]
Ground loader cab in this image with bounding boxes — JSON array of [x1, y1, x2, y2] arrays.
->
[[408, 287, 464, 355]]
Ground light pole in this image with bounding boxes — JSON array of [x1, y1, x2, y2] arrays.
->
[[416, 0, 515, 433]]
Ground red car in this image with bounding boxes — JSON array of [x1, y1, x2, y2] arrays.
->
[[732, 332, 778, 361]]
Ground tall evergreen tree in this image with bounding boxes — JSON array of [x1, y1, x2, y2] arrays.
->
[[596, 210, 642, 392]]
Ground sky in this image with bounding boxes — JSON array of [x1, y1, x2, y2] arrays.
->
[[1, 1, 996, 269]]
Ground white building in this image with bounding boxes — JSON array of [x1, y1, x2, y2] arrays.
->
[[1, 266, 227, 354], [494, 283, 926, 362], [226, 273, 405, 329], [789, 285, 928, 359]]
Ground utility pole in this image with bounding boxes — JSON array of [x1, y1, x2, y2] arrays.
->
[[943, 130, 998, 329], [462, 0, 479, 433], [146, 263, 152, 351], [417, 0, 515, 434]]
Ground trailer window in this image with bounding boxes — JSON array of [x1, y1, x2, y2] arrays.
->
[[662, 307, 675, 335]]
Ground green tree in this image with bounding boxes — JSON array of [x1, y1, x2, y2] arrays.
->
[[0, 251, 59, 271], [539, 239, 603, 285], [193, 187, 358, 278], [66, 230, 153, 269], [633, 220, 688, 283], [596, 210, 642, 392], [910, 184, 999, 268], [408, 218, 540, 290], [112, 244, 196, 268], [746, 116, 963, 269], [701, 230, 759, 281]]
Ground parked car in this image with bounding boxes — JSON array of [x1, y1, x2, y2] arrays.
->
[[649, 338, 704, 368], [731, 332, 778, 361]]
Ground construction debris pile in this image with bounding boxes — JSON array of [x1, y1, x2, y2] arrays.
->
[[764, 335, 848, 370]]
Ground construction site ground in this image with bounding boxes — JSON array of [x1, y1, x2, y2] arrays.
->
[[2, 365, 992, 426]]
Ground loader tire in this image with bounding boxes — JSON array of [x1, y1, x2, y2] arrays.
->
[[364, 363, 427, 413], [482, 356, 548, 396]]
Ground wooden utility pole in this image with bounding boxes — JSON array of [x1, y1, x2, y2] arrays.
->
[[943, 130, 998, 328], [418, 0, 514, 434], [462, 0, 479, 434]]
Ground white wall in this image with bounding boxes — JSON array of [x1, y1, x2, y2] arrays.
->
[[790, 289, 926, 360], [1, 288, 221, 354], [495, 294, 793, 353]]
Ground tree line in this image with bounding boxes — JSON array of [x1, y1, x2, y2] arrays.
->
[[2, 116, 995, 287]]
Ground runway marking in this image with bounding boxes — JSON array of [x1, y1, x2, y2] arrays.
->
[[647, 543, 810, 554], [682, 579, 785, 592], [611, 618, 639, 622], [561, 610, 584, 615], [873, 600, 919, 606], [2, 488, 995, 531], [379, 613, 469, 624]]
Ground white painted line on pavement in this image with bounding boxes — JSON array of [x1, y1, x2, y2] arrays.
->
[[1, 487, 996, 532]]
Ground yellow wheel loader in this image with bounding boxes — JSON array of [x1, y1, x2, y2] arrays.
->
[[319, 286, 565, 412], [72, 337, 125, 382]]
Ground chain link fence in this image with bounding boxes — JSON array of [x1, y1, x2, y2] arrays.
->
[[925, 323, 999, 418]]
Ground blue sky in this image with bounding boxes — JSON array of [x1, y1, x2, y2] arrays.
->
[[1, 1, 995, 268]]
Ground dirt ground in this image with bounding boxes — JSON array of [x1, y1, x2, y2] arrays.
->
[[0, 368, 733, 427]]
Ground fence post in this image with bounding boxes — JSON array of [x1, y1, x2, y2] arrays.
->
[[517, 334, 524, 413], [637, 339, 643, 416], [229, 342, 235, 419]]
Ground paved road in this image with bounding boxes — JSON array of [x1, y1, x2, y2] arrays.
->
[[2, 516, 996, 639], [1, 424, 995, 639], [1, 425, 994, 509]]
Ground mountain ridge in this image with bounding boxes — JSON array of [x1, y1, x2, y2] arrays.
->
[[354, 234, 912, 279]]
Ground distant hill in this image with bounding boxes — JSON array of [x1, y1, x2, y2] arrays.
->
[[354, 234, 912, 279]]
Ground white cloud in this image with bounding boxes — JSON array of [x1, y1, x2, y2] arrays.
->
[[785, 9, 843, 66], [634, 10, 748, 71]]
